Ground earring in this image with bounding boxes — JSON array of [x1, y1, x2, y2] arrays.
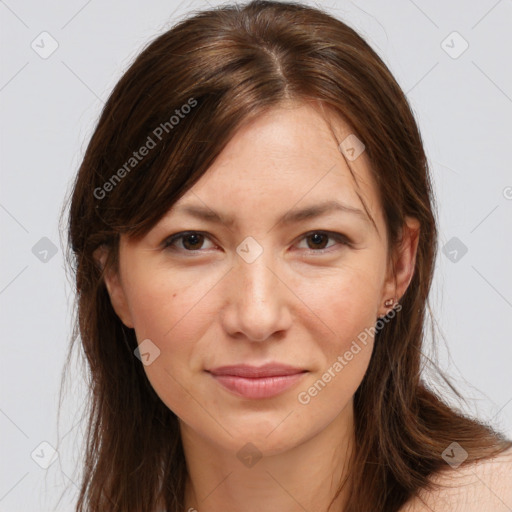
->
[[376, 298, 396, 322]]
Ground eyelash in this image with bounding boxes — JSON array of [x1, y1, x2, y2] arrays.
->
[[161, 230, 351, 256]]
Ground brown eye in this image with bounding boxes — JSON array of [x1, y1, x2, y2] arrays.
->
[[306, 232, 329, 250], [181, 233, 205, 250], [163, 231, 215, 252], [296, 231, 350, 253]]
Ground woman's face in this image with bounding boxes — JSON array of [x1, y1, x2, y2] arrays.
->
[[100, 101, 418, 456]]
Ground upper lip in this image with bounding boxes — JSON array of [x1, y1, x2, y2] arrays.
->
[[207, 363, 307, 378]]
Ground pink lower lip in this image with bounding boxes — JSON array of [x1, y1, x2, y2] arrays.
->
[[209, 372, 307, 399]]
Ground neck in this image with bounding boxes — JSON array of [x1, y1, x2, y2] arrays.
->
[[179, 401, 355, 512]]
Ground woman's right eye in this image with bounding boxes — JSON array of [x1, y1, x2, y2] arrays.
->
[[162, 231, 216, 253]]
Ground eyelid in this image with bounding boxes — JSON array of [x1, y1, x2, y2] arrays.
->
[[161, 230, 352, 254]]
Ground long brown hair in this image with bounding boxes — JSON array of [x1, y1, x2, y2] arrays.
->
[[60, 1, 511, 510]]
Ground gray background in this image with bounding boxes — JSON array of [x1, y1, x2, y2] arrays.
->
[[1, 0, 511, 510]]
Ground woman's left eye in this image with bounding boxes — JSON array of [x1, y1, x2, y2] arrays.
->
[[162, 230, 350, 254], [296, 231, 350, 252]]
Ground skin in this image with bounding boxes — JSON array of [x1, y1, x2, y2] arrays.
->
[[402, 448, 512, 511], [96, 100, 420, 511]]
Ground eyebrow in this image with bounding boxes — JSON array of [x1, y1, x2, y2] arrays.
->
[[171, 200, 370, 227]]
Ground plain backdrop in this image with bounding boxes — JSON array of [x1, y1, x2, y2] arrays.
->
[[1, 0, 511, 510]]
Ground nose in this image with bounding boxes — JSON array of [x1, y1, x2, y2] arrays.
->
[[220, 249, 293, 342]]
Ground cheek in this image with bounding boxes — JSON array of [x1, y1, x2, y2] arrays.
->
[[292, 260, 383, 343], [122, 268, 218, 416], [124, 265, 221, 345], [290, 259, 383, 398], [292, 269, 378, 419]]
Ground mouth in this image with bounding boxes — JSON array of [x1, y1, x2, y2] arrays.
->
[[206, 363, 308, 399]]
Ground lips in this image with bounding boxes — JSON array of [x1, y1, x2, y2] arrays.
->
[[207, 363, 306, 378], [206, 363, 308, 399]]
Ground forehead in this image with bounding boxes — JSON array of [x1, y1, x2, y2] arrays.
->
[[169, 102, 383, 231]]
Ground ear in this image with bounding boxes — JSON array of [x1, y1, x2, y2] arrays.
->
[[93, 245, 135, 329], [379, 216, 420, 316]]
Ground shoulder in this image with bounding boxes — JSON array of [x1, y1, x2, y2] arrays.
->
[[400, 447, 512, 512]]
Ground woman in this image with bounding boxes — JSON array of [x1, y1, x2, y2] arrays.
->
[[62, 1, 512, 510]]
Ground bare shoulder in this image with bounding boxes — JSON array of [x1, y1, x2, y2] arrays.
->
[[400, 447, 512, 512]]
